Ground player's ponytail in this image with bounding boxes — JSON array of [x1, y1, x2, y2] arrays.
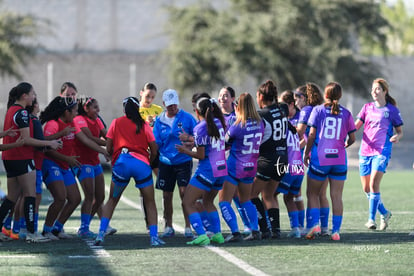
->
[[324, 82, 342, 115], [196, 98, 221, 139], [123, 97, 144, 134], [7, 82, 33, 109], [374, 78, 397, 106]]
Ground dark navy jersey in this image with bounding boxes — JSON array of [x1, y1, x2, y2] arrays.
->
[[257, 103, 288, 164]]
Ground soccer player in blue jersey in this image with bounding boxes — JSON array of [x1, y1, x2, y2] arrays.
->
[[177, 97, 228, 246], [218, 93, 264, 242], [304, 82, 356, 241], [355, 78, 403, 231]]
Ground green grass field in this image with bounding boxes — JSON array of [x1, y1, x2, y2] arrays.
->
[[0, 170, 413, 275]]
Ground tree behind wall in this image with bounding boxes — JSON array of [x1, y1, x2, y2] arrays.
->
[[165, 0, 390, 96], [0, 9, 45, 79]]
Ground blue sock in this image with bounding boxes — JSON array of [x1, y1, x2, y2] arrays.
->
[[189, 213, 206, 235], [219, 201, 239, 233], [288, 211, 299, 228], [265, 210, 271, 232], [332, 215, 342, 233], [199, 210, 211, 231], [241, 201, 258, 231], [34, 213, 39, 233], [369, 193, 380, 221], [307, 208, 320, 228], [80, 214, 92, 231], [298, 210, 305, 228], [233, 197, 250, 229], [99, 217, 110, 233], [12, 219, 20, 233], [20, 217, 26, 229], [148, 225, 158, 237], [378, 199, 388, 216], [4, 216, 12, 229], [43, 225, 53, 233], [320, 207, 329, 228], [53, 221, 64, 232], [207, 211, 221, 234]]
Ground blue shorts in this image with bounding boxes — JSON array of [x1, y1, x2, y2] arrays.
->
[[189, 168, 225, 192], [112, 153, 153, 197], [36, 169, 43, 194], [307, 161, 347, 181], [359, 155, 389, 176], [42, 159, 77, 187], [277, 173, 304, 195], [225, 172, 254, 186], [73, 164, 103, 182]]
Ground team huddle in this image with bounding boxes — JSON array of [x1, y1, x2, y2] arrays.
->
[[0, 78, 404, 246]]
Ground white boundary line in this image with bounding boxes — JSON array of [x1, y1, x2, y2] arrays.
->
[[111, 187, 270, 276]]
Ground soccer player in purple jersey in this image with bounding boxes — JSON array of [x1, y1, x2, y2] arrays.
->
[[355, 78, 403, 231], [297, 83, 331, 236], [218, 93, 264, 242], [304, 82, 356, 241], [277, 91, 305, 238], [177, 98, 228, 246]]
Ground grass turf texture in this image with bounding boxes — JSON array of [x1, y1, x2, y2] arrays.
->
[[0, 170, 413, 275]]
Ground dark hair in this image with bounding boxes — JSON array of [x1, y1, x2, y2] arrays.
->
[[7, 82, 33, 109], [60, 82, 77, 94], [192, 92, 211, 104], [373, 78, 396, 106], [324, 82, 342, 115], [279, 90, 295, 105], [306, 82, 323, 106], [221, 86, 236, 98], [77, 97, 96, 116], [195, 98, 225, 139], [258, 80, 278, 103], [40, 96, 78, 124], [142, 82, 157, 92], [26, 96, 38, 114], [123, 97, 145, 134], [295, 85, 307, 98]]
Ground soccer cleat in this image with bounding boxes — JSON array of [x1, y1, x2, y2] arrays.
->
[[184, 227, 194, 238], [26, 232, 51, 243], [261, 231, 272, 240], [78, 229, 98, 239], [53, 229, 73, 239], [150, 236, 166, 246], [2, 226, 11, 237], [379, 211, 392, 231], [365, 220, 377, 230], [244, 230, 261, 241], [0, 232, 13, 241], [94, 232, 105, 246], [186, 234, 210, 246], [287, 228, 301, 239], [210, 233, 225, 244], [330, 232, 340, 241], [42, 231, 59, 241], [10, 231, 19, 240], [225, 232, 243, 243], [306, 225, 321, 240], [105, 225, 117, 236], [161, 226, 175, 238], [321, 227, 330, 237], [19, 229, 27, 240], [243, 227, 252, 235], [272, 229, 281, 239]]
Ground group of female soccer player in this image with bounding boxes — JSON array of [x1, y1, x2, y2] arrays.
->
[[0, 77, 404, 246]]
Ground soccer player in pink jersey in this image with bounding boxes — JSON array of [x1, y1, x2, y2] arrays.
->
[[304, 82, 356, 241], [355, 78, 403, 231]]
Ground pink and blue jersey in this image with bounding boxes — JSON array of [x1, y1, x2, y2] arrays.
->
[[225, 119, 264, 179], [357, 102, 403, 157], [308, 104, 356, 166], [194, 118, 227, 179], [286, 124, 304, 175]]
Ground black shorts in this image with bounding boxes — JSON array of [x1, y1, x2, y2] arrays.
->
[[256, 158, 287, 182], [3, 159, 35, 178], [156, 161, 192, 192]]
